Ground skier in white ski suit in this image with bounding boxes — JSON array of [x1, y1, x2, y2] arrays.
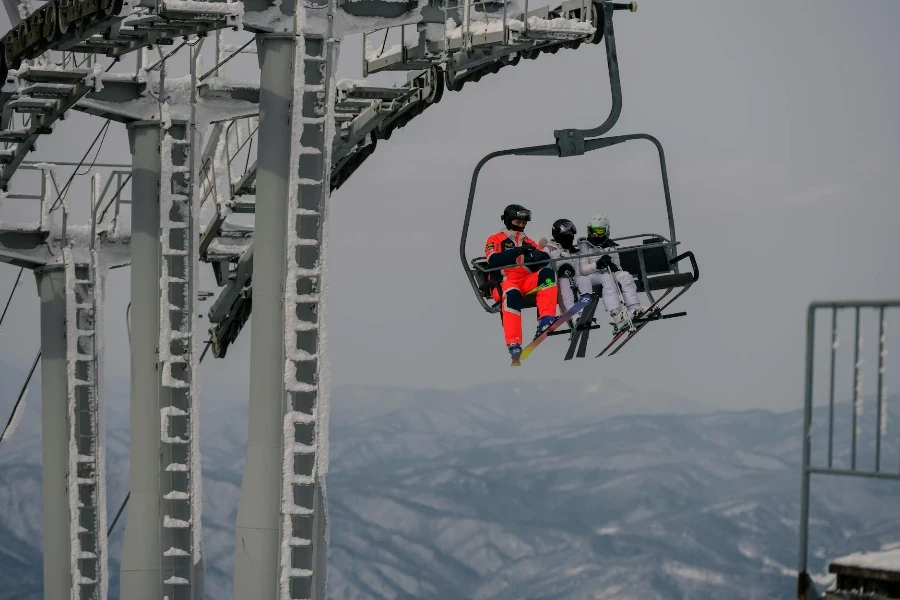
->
[[544, 218, 592, 313], [577, 214, 643, 330]]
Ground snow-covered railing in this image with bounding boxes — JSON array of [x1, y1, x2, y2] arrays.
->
[[361, 0, 597, 76], [224, 115, 258, 195], [0, 163, 56, 232], [156, 0, 244, 30], [92, 169, 132, 239], [797, 299, 900, 598], [60, 51, 100, 71]]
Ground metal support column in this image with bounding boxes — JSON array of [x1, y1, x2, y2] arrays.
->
[[158, 115, 203, 600], [121, 121, 163, 600], [35, 265, 71, 600], [796, 305, 815, 596], [233, 16, 336, 595], [280, 24, 336, 600], [63, 246, 109, 599], [233, 33, 294, 600]]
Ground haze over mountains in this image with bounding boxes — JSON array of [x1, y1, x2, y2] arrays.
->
[[2, 361, 899, 599]]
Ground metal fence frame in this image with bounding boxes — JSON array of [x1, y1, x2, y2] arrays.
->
[[797, 299, 900, 599]]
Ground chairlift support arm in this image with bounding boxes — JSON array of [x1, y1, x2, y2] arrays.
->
[[555, 0, 634, 151]]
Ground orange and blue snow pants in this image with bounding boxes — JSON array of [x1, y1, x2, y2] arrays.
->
[[497, 268, 557, 346]]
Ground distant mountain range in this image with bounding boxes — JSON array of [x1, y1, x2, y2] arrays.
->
[[1, 362, 899, 599]]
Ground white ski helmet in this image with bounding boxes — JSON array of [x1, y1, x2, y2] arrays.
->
[[586, 214, 610, 244]]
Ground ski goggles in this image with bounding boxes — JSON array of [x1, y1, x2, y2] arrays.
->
[[510, 209, 532, 221], [587, 225, 608, 237]]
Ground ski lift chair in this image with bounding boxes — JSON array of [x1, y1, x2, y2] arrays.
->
[[464, 135, 699, 315], [460, 1, 699, 358]]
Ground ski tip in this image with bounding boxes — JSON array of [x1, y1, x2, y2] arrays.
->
[[510, 359, 521, 367]]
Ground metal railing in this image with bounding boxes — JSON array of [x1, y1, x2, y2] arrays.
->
[[797, 299, 900, 599], [0, 163, 130, 242], [92, 169, 132, 239], [223, 115, 257, 194], [197, 115, 258, 212], [0, 163, 58, 231], [59, 51, 99, 70]]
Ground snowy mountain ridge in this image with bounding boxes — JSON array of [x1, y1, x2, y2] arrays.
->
[[1, 360, 899, 599]]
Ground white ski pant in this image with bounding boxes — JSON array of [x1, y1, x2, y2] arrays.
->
[[558, 275, 594, 312], [584, 271, 640, 313]]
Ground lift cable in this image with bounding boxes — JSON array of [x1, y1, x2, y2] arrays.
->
[[0, 267, 23, 332]]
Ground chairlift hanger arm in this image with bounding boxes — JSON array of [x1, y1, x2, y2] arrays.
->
[[554, 0, 635, 155], [459, 0, 633, 266]]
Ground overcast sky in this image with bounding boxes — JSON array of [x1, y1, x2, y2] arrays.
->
[[0, 0, 899, 413]]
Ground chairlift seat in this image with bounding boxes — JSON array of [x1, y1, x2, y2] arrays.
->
[[469, 237, 694, 312]]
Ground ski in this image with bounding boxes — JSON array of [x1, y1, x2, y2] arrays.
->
[[575, 295, 601, 358], [597, 284, 691, 357], [595, 319, 636, 358], [604, 307, 661, 356], [518, 294, 593, 363], [595, 288, 674, 358], [607, 285, 691, 356], [564, 295, 599, 361]]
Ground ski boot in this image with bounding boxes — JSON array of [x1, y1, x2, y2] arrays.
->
[[508, 343, 523, 366], [534, 315, 559, 339], [628, 304, 648, 320], [610, 307, 632, 333]]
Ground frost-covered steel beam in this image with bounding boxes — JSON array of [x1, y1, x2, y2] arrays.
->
[[278, 20, 335, 600], [232, 34, 294, 599], [0, 231, 51, 268], [157, 116, 204, 600], [62, 247, 109, 600], [233, 15, 335, 599], [35, 264, 73, 600], [120, 112, 206, 599], [120, 121, 164, 600]]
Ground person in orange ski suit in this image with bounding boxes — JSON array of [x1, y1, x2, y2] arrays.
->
[[484, 204, 558, 362]]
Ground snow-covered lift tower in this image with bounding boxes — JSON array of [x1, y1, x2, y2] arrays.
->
[[1, 160, 131, 597], [230, 7, 337, 600], [0, 0, 622, 596]]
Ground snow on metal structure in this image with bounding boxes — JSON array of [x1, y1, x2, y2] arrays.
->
[[63, 245, 109, 600], [279, 3, 335, 597], [2, 157, 126, 600], [158, 113, 203, 599], [231, 7, 336, 590], [1, 0, 622, 596], [797, 300, 900, 600]]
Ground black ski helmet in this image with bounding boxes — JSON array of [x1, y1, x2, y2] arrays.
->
[[501, 204, 531, 231], [552, 218, 577, 247]]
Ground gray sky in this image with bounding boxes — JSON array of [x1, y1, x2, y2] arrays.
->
[[1, 0, 899, 412]]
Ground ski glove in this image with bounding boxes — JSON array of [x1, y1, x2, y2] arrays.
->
[[557, 264, 576, 279], [524, 249, 550, 269], [596, 255, 619, 272]]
